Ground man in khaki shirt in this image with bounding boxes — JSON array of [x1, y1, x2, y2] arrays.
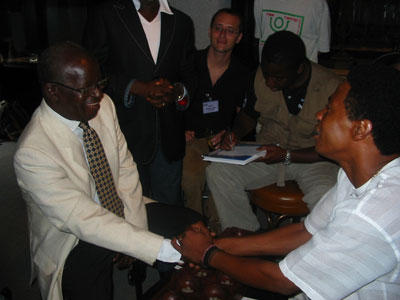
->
[[206, 31, 342, 231]]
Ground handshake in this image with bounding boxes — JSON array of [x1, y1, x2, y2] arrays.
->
[[170, 222, 248, 267], [172, 221, 218, 267]]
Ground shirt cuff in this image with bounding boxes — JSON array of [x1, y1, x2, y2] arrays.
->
[[157, 239, 182, 263], [124, 79, 136, 108]]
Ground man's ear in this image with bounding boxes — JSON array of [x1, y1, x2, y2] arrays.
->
[[352, 119, 373, 141], [43, 83, 60, 108], [236, 32, 243, 44], [44, 83, 57, 96]]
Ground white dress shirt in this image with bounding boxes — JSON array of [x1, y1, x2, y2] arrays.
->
[[132, 0, 173, 63]]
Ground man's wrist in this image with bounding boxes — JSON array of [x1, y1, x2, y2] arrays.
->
[[174, 82, 185, 101], [174, 82, 189, 110], [202, 244, 221, 267]]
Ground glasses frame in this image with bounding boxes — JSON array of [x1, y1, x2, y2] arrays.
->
[[211, 24, 240, 36], [49, 78, 108, 96]]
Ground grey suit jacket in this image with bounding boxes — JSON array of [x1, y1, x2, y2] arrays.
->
[[14, 95, 163, 300]]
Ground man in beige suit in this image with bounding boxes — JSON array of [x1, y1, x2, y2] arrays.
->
[[14, 42, 201, 300]]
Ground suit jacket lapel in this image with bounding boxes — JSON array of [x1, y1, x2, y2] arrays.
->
[[112, 0, 154, 64], [38, 101, 93, 189], [157, 12, 175, 66]]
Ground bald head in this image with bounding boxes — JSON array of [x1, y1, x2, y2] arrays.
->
[[38, 41, 97, 86], [38, 41, 104, 122]]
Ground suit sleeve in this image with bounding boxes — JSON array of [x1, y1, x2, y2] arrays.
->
[[176, 14, 197, 107]]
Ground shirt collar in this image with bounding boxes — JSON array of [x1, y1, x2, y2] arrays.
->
[[44, 100, 80, 132], [353, 157, 400, 194], [132, 0, 173, 15]]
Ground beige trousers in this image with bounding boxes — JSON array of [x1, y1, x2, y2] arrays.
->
[[182, 138, 210, 214]]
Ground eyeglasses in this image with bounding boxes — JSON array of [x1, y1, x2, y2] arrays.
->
[[49, 78, 108, 96], [212, 24, 240, 36]]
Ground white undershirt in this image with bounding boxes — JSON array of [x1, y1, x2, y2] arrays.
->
[[132, 0, 174, 63]]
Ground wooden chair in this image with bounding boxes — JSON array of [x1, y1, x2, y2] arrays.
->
[[248, 180, 309, 229]]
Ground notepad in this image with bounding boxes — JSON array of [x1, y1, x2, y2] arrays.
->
[[202, 144, 266, 165]]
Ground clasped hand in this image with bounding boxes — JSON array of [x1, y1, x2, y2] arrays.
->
[[143, 78, 177, 109], [172, 221, 214, 265]]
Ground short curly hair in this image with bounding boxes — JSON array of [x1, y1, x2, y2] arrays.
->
[[261, 31, 306, 71], [346, 64, 400, 155]]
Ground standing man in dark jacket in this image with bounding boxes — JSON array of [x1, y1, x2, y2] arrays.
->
[[84, 0, 195, 205]]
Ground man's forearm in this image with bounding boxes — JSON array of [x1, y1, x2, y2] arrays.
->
[[214, 222, 311, 257], [210, 251, 300, 295], [290, 146, 328, 164]]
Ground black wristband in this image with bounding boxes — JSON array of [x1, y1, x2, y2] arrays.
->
[[202, 245, 220, 267]]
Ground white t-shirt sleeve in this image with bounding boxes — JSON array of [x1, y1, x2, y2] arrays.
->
[[317, 0, 331, 53], [253, 0, 262, 39]]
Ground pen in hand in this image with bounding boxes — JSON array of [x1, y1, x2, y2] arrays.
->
[[228, 129, 234, 151]]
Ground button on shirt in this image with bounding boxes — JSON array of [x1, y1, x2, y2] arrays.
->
[[280, 158, 400, 299]]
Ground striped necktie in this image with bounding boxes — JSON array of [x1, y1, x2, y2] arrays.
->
[[79, 121, 125, 218]]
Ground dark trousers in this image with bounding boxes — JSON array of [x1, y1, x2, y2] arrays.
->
[[137, 145, 183, 206], [61, 202, 204, 300], [62, 241, 114, 300]]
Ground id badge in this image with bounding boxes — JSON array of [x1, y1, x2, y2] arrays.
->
[[203, 100, 219, 114]]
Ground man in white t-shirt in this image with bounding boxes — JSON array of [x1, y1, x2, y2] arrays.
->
[[254, 0, 331, 63], [173, 63, 400, 299]]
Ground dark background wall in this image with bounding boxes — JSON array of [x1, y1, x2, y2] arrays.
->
[[0, 0, 400, 115], [2, 0, 400, 63]]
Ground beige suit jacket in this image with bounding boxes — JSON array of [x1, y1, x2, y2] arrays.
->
[[14, 95, 163, 300]]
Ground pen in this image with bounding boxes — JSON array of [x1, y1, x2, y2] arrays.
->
[[228, 129, 233, 151]]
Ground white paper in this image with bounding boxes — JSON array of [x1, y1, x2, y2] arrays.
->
[[202, 144, 266, 165]]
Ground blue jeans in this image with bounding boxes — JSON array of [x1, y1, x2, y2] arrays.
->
[[137, 145, 183, 206]]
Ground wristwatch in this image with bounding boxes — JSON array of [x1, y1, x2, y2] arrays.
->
[[284, 150, 291, 166], [174, 82, 185, 101]]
